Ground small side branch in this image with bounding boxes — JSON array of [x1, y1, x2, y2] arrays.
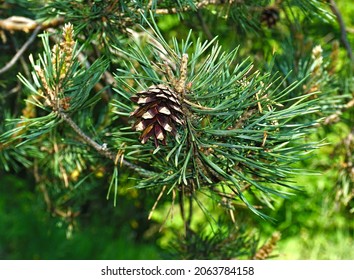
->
[[196, 10, 213, 41], [0, 17, 65, 75], [0, 16, 64, 32], [0, 26, 41, 75], [58, 110, 153, 176], [329, 0, 353, 61], [322, 98, 354, 126], [153, 0, 236, 15]]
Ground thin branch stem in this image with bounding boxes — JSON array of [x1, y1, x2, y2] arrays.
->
[[0, 16, 37, 32], [58, 110, 154, 177], [152, 0, 236, 15], [329, 0, 353, 61], [0, 16, 64, 75], [178, 191, 187, 235], [321, 97, 354, 126], [183, 98, 213, 110], [0, 16, 64, 32], [34, 161, 52, 212], [0, 26, 41, 75], [187, 194, 193, 231], [34, 160, 80, 218], [148, 185, 166, 220], [196, 10, 213, 41]]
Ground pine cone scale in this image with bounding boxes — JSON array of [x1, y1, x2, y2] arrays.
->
[[142, 107, 159, 119], [156, 115, 173, 132], [137, 96, 157, 104], [154, 124, 164, 140], [158, 105, 171, 115], [140, 124, 154, 144]]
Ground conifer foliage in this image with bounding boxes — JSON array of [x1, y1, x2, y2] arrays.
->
[[0, 0, 352, 259]]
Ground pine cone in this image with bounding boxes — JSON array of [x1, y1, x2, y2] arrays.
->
[[261, 6, 280, 28], [130, 84, 184, 147]]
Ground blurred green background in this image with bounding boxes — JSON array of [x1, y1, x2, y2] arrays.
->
[[0, 0, 353, 259]]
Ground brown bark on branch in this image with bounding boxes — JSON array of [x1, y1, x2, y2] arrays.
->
[[58, 110, 154, 177], [0, 16, 64, 32]]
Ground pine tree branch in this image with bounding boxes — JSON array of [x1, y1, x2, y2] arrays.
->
[[0, 16, 64, 32], [152, 0, 239, 15], [328, 0, 353, 61], [196, 10, 213, 41], [0, 16, 65, 75], [0, 16, 37, 32], [0, 25, 41, 75], [58, 110, 153, 177], [321, 97, 354, 126]]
